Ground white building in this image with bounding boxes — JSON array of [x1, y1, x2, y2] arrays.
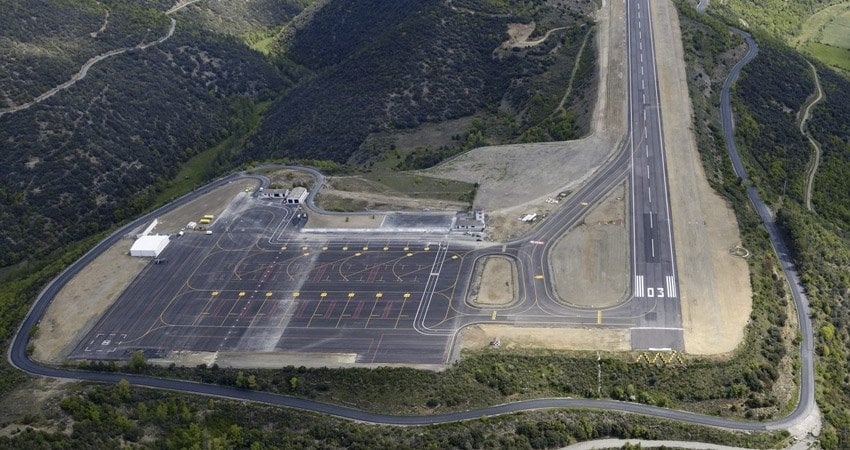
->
[[130, 234, 170, 257], [286, 187, 308, 204], [261, 188, 289, 199]]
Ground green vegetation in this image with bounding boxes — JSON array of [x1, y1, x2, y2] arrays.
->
[[687, 1, 850, 446], [0, 383, 788, 448], [247, 0, 596, 166]]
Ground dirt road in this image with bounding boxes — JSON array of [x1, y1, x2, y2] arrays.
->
[[799, 61, 824, 212]]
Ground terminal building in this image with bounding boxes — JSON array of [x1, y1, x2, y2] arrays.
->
[[286, 187, 308, 204], [452, 210, 486, 232], [130, 234, 170, 257]]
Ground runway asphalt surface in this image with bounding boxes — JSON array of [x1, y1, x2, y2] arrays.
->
[[8, 1, 815, 434]]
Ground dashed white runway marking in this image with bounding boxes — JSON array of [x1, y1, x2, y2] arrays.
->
[[651, 238, 656, 257]]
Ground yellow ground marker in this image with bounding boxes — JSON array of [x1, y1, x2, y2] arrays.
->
[[292, 292, 300, 298], [211, 291, 219, 297], [302, 246, 308, 250], [320, 292, 327, 298], [354, 252, 362, 256], [348, 292, 356, 298], [451, 255, 459, 260], [403, 246, 409, 251], [281, 246, 287, 251], [383, 246, 389, 251], [266, 292, 273, 297], [362, 246, 368, 251], [322, 246, 328, 251], [424, 246, 430, 251], [342, 246, 348, 251], [534, 275, 544, 280], [580, 201, 589, 206], [403, 293, 411, 299], [491, 311, 497, 320], [238, 292, 246, 297], [406, 252, 413, 257], [597, 310, 602, 324], [375, 292, 383, 299]]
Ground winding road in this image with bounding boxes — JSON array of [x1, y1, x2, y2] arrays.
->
[[800, 60, 824, 212], [7, 1, 817, 439]]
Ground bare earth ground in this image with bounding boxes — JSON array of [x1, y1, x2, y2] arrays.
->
[[651, 0, 751, 355], [155, 179, 258, 233], [425, 0, 627, 216], [263, 168, 315, 191], [0, 378, 72, 438], [459, 325, 630, 351], [32, 180, 260, 363], [472, 256, 517, 306], [549, 183, 627, 307], [151, 350, 445, 370]]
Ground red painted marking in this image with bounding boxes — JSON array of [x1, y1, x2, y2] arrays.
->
[[366, 264, 382, 283], [381, 302, 392, 319], [294, 301, 309, 319], [211, 299, 227, 317], [311, 263, 330, 283], [239, 299, 253, 319], [325, 301, 337, 317], [352, 301, 364, 318], [267, 301, 281, 321]]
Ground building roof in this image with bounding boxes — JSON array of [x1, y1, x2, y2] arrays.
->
[[131, 234, 170, 252], [287, 187, 308, 198]]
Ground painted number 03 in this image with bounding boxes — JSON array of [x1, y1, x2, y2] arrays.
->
[[646, 287, 665, 298]]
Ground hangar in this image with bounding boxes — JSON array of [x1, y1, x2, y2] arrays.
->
[[130, 234, 170, 257]]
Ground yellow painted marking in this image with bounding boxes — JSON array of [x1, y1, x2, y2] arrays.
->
[[451, 255, 458, 260], [211, 291, 219, 297], [491, 311, 497, 320], [354, 252, 362, 257], [348, 292, 356, 298], [362, 246, 368, 251], [322, 246, 328, 251], [424, 246, 430, 251], [238, 292, 246, 297], [406, 252, 413, 257], [534, 275, 544, 280], [320, 292, 327, 298], [597, 310, 602, 324], [266, 292, 273, 297], [580, 201, 589, 206], [342, 246, 348, 251], [292, 292, 300, 298], [403, 246, 409, 251], [383, 246, 389, 251], [403, 293, 411, 299], [281, 246, 287, 251], [302, 246, 309, 250], [375, 292, 383, 299], [303, 252, 310, 256]]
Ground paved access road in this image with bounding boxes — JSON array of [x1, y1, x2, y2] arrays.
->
[[8, 2, 814, 436]]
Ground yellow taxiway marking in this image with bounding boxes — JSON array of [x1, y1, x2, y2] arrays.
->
[[266, 292, 273, 297], [281, 246, 287, 251], [302, 246, 308, 250], [375, 292, 383, 299], [362, 246, 369, 251], [406, 252, 414, 257], [342, 246, 349, 251], [534, 275, 544, 280], [348, 292, 356, 298], [403, 293, 411, 299], [403, 246, 409, 251], [303, 252, 310, 256], [424, 246, 430, 251], [211, 291, 219, 297], [320, 292, 327, 298], [383, 246, 389, 251], [491, 311, 497, 320], [451, 255, 458, 260], [580, 201, 589, 206], [238, 292, 246, 297], [322, 246, 328, 251], [292, 292, 300, 298], [597, 310, 602, 324], [354, 252, 362, 256]]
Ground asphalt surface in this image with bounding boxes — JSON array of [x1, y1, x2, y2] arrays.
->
[[7, 2, 815, 435]]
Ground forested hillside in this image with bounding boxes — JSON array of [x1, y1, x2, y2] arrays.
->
[[0, 0, 305, 267], [728, 30, 850, 450], [247, 0, 597, 165]]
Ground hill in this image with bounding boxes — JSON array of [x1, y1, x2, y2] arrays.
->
[[246, 0, 597, 166]]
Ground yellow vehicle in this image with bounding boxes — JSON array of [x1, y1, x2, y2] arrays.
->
[[199, 218, 211, 224]]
